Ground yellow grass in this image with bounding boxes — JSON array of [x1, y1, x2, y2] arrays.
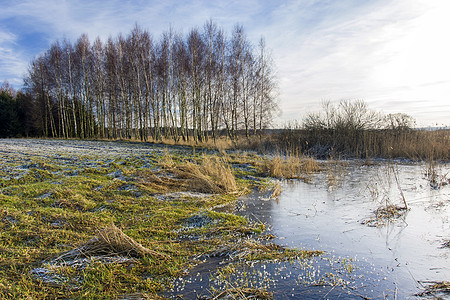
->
[[275, 128, 450, 160], [209, 287, 273, 300], [261, 155, 320, 179], [56, 224, 168, 260], [158, 155, 238, 194]]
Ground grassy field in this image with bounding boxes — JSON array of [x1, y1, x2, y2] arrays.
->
[[0, 139, 321, 299]]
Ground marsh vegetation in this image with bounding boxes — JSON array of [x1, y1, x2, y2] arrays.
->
[[1, 139, 448, 299], [0, 139, 323, 299], [273, 100, 449, 160]]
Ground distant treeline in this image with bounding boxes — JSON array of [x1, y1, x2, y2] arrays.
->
[[16, 20, 277, 141], [268, 100, 450, 160], [0, 85, 38, 137]]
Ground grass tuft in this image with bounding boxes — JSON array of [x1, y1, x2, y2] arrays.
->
[[260, 154, 320, 179], [208, 286, 273, 299], [55, 224, 168, 261], [160, 155, 238, 194]]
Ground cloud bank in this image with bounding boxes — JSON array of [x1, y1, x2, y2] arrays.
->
[[1, 0, 448, 126]]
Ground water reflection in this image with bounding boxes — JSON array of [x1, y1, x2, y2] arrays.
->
[[169, 161, 449, 299], [242, 162, 449, 297]]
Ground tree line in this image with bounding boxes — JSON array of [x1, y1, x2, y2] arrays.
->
[[18, 20, 277, 142], [0, 82, 38, 138], [274, 100, 421, 158]]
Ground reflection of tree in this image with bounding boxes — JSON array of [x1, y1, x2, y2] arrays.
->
[[382, 215, 409, 252]]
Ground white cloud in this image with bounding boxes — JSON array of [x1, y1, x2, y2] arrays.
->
[[0, 30, 27, 86], [0, 0, 448, 125], [265, 0, 450, 127], [2, 0, 263, 41]]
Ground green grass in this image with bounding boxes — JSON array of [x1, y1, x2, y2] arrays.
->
[[1, 141, 311, 299]]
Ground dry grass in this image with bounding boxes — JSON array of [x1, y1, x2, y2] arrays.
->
[[324, 154, 347, 188], [153, 135, 270, 153], [134, 153, 238, 195], [92, 127, 450, 160], [375, 205, 407, 222], [273, 128, 450, 160], [55, 224, 168, 261], [260, 155, 320, 179], [159, 155, 238, 194], [135, 170, 181, 193], [266, 182, 282, 199], [417, 281, 450, 297], [441, 240, 450, 248], [425, 158, 450, 189], [208, 287, 273, 300], [201, 156, 238, 193], [116, 293, 165, 300], [150, 136, 236, 152], [362, 205, 408, 227]]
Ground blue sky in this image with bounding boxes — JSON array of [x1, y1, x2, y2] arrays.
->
[[1, 0, 449, 127]]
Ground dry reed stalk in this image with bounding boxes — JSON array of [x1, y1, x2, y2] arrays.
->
[[136, 170, 183, 192], [417, 281, 450, 297], [440, 240, 450, 248], [262, 155, 320, 179], [268, 182, 282, 199], [392, 166, 407, 209]]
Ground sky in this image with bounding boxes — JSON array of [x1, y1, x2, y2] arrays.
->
[[1, 0, 449, 127]]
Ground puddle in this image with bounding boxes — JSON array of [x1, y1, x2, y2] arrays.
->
[[168, 161, 450, 299]]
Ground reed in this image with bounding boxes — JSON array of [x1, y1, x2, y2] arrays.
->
[[272, 128, 450, 160], [363, 165, 409, 227], [417, 281, 450, 297], [260, 154, 320, 179], [159, 155, 238, 194]]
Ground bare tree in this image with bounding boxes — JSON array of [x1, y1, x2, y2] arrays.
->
[[24, 21, 278, 143]]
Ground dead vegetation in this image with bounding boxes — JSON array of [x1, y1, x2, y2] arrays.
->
[[132, 153, 240, 196], [207, 239, 323, 262], [425, 157, 450, 189], [416, 281, 450, 297], [260, 154, 320, 179], [274, 101, 449, 160], [440, 240, 450, 249], [207, 287, 273, 299], [362, 205, 408, 227], [54, 224, 168, 261], [363, 166, 409, 227], [156, 154, 238, 194], [31, 225, 169, 289], [265, 181, 281, 200], [116, 293, 164, 300]]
